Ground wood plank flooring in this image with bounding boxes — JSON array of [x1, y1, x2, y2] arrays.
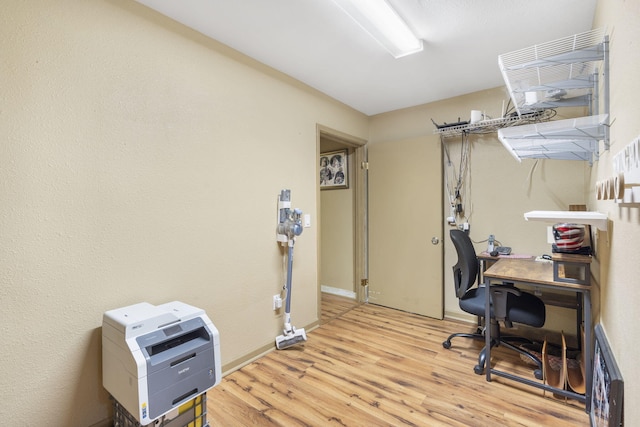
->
[[320, 293, 361, 324], [206, 294, 588, 426]]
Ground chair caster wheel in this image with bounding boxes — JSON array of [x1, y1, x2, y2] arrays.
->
[[474, 365, 484, 375], [442, 340, 451, 349], [534, 369, 543, 380]]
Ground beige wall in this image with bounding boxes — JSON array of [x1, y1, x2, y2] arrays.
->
[[592, 0, 640, 423], [0, 1, 368, 425]]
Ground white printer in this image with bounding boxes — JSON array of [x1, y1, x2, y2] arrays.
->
[[102, 301, 221, 425]]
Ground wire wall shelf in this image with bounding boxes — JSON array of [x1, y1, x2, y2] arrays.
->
[[434, 28, 609, 165], [497, 114, 609, 164], [433, 110, 555, 139], [499, 28, 608, 116], [495, 28, 609, 163]]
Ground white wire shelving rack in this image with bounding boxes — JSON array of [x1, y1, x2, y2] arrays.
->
[[435, 29, 610, 166], [496, 28, 610, 164]]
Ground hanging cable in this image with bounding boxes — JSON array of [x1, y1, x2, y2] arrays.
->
[[442, 131, 472, 226]]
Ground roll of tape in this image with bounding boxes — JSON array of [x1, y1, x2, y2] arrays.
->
[[525, 91, 538, 105], [605, 178, 612, 200], [596, 181, 602, 200]]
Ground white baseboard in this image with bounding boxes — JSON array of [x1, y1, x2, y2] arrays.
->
[[444, 310, 476, 324], [321, 285, 356, 299]]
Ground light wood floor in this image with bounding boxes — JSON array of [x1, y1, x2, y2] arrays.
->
[[206, 293, 588, 426], [320, 293, 362, 324]]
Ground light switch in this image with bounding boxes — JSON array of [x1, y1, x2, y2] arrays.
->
[[304, 214, 311, 228]]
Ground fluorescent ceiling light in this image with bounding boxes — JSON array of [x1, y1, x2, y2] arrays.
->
[[331, 0, 423, 58]]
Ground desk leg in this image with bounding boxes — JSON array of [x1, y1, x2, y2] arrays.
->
[[477, 259, 483, 330], [485, 275, 492, 382], [576, 293, 583, 351], [584, 290, 592, 413]]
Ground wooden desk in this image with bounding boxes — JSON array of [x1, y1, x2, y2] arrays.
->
[[483, 257, 592, 411], [477, 252, 534, 285], [479, 253, 581, 311]]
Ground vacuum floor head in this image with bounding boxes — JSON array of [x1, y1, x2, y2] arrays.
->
[[275, 328, 307, 350]]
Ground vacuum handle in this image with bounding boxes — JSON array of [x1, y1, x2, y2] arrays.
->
[[284, 244, 294, 314]]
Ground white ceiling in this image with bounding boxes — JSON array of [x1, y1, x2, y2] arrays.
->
[[135, 0, 597, 116]]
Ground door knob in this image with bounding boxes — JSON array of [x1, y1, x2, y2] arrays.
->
[[431, 237, 440, 245]]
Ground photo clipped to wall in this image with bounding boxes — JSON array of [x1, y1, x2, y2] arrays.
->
[[320, 149, 348, 190]]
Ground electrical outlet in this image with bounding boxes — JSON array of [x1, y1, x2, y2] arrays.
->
[[273, 295, 282, 310]]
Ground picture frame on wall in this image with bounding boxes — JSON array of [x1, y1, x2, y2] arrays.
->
[[320, 149, 348, 190], [590, 323, 624, 427]]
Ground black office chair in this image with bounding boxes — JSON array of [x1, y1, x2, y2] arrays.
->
[[442, 229, 545, 379]]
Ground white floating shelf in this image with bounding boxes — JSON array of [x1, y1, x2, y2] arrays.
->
[[524, 210, 608, 230]]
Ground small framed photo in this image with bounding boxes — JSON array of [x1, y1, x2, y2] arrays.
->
[[590, 323, 623, 427], [320, 149, 348, 190]]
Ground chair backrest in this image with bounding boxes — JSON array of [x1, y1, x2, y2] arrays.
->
[[450, 229, 479, 299]]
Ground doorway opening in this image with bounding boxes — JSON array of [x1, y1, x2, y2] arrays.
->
[[317, 125, 367, 324]]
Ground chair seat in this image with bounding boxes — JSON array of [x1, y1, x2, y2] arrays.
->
[[460, 287, 545, 328]]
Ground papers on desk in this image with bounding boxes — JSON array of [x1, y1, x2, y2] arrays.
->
[[479, 251, 533, 259]]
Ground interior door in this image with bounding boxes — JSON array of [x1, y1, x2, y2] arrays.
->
[[367, 136, 443, 318]]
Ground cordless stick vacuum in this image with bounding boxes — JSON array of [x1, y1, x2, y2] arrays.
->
[[275, 189, 307, 350]]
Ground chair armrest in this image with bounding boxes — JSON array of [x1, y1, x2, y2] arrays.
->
[[489, 284, 521, 322]]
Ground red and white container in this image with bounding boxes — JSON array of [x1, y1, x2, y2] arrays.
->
[[552, 223, 585, 251]]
